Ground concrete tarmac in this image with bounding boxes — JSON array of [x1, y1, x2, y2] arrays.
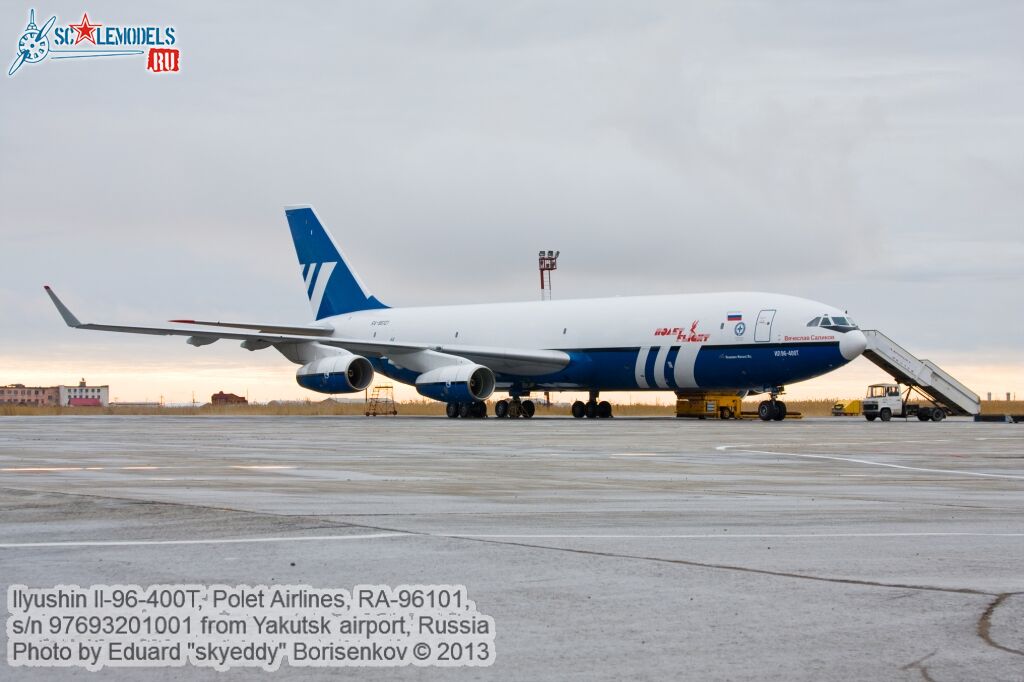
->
[[1, 416, 1022, 680]]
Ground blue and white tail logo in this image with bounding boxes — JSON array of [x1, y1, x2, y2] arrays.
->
[[285, 206, 388, 320]]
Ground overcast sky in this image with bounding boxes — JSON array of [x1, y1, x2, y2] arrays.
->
[[2, 1, 1022, 402]]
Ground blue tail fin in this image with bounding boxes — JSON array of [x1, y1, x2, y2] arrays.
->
[[284, 206, 388, 320]]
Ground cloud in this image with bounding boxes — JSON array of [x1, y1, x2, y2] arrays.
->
[[2, 1, 1022, 400]]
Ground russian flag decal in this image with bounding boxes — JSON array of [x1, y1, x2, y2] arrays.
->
[[727, 312, 742, 321]]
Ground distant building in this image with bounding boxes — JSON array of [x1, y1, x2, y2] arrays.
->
[[211, 391, 247, 405], [58, 379, 109, 407], [1, 378, 108, 407], [0, 384, 59, 406]]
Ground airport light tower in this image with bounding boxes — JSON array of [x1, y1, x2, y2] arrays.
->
[[538, 250, 559, 301]]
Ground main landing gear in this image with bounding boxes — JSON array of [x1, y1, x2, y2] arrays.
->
[[494, 396, 535, 419], [757, 393, 787, 422], [571, 392, 613, 419], [446, 401, 487, 419]]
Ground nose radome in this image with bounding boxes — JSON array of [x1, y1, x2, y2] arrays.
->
[[840, 329, 867, 360]]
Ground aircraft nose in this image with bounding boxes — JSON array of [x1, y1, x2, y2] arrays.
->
[[840, 329, 867, 361]]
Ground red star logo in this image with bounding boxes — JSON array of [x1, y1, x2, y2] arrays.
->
[[69, 13, 102, 45]]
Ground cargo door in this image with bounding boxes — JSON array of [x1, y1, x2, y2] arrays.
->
[[754, 309, 776, 343]]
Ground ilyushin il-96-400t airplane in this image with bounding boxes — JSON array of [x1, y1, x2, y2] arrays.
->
[[45, 206, 867, 421]]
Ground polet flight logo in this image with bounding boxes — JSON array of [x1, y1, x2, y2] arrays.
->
[[8, 8, 179, 77]]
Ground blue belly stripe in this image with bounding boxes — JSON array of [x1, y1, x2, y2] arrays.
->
[[364, 342, 852, 399], [694, 341, 844, 389]]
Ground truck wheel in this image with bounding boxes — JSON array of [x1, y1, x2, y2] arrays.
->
[[865, 415, 876, 422], [917, 411, 931, 422], [879, 408, 892, 422], [932, 409, 945, 422], [720, 407, 733, 420]]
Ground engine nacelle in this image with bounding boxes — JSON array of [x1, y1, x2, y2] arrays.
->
[[415, 364, 495, 403], [296, 354, 374, 394]]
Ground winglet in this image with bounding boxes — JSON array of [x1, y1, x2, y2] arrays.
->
[[43, 286, 83, 327]]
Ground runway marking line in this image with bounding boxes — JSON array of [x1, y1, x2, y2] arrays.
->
[[1, 465, 297, 473], [5, 531, 1023, 549], [715, 446, 1024, 480], [0, 533, 406, 548], [442, 532, 1024, 539]]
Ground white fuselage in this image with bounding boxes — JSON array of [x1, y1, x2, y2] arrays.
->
[[321, 291, 866, 393]]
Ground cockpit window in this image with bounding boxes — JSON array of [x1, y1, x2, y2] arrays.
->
[[807, 314, 860, 330]]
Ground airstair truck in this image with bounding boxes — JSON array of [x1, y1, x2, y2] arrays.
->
[[859, 330, 981, 420]]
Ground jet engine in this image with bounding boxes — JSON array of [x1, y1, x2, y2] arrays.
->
[[415, 364, 495, 403], [296, 354, 374, 394]]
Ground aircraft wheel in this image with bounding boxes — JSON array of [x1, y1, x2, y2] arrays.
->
[[495, 400, 509, 418], [509, 401, 522, 418], [446, 403, 460, 419], [585, 401, 598, 419], [597, 401, 612, 418], [879, 408, 892, 422], [472, 401, 487, 418], [458, 402, 472, 419], [571, 401, 586, 419], [932, 409, 945, 422], [522, 400, 535, 418], [757, 401, 773, 421], [772, 401, 787, 421]]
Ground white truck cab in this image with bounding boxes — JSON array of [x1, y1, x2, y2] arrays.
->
[[861, 383, 946, 422]]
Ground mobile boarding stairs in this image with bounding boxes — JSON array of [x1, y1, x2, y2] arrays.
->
[[861, 330, 981, 417]]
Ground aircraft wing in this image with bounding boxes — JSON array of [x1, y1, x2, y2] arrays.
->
[[45, 287, 569, 375], [168, 319, 335, 336]]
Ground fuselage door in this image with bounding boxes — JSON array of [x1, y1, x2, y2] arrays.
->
[[754, 309, 776, 343]]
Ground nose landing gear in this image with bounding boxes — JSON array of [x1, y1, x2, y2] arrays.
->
[[757, 391, 787, 421]]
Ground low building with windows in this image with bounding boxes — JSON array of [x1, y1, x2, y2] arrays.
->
[[1, 379, 110, 407], [0, 384, 60, 406], [59, 379, 110, 407]]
